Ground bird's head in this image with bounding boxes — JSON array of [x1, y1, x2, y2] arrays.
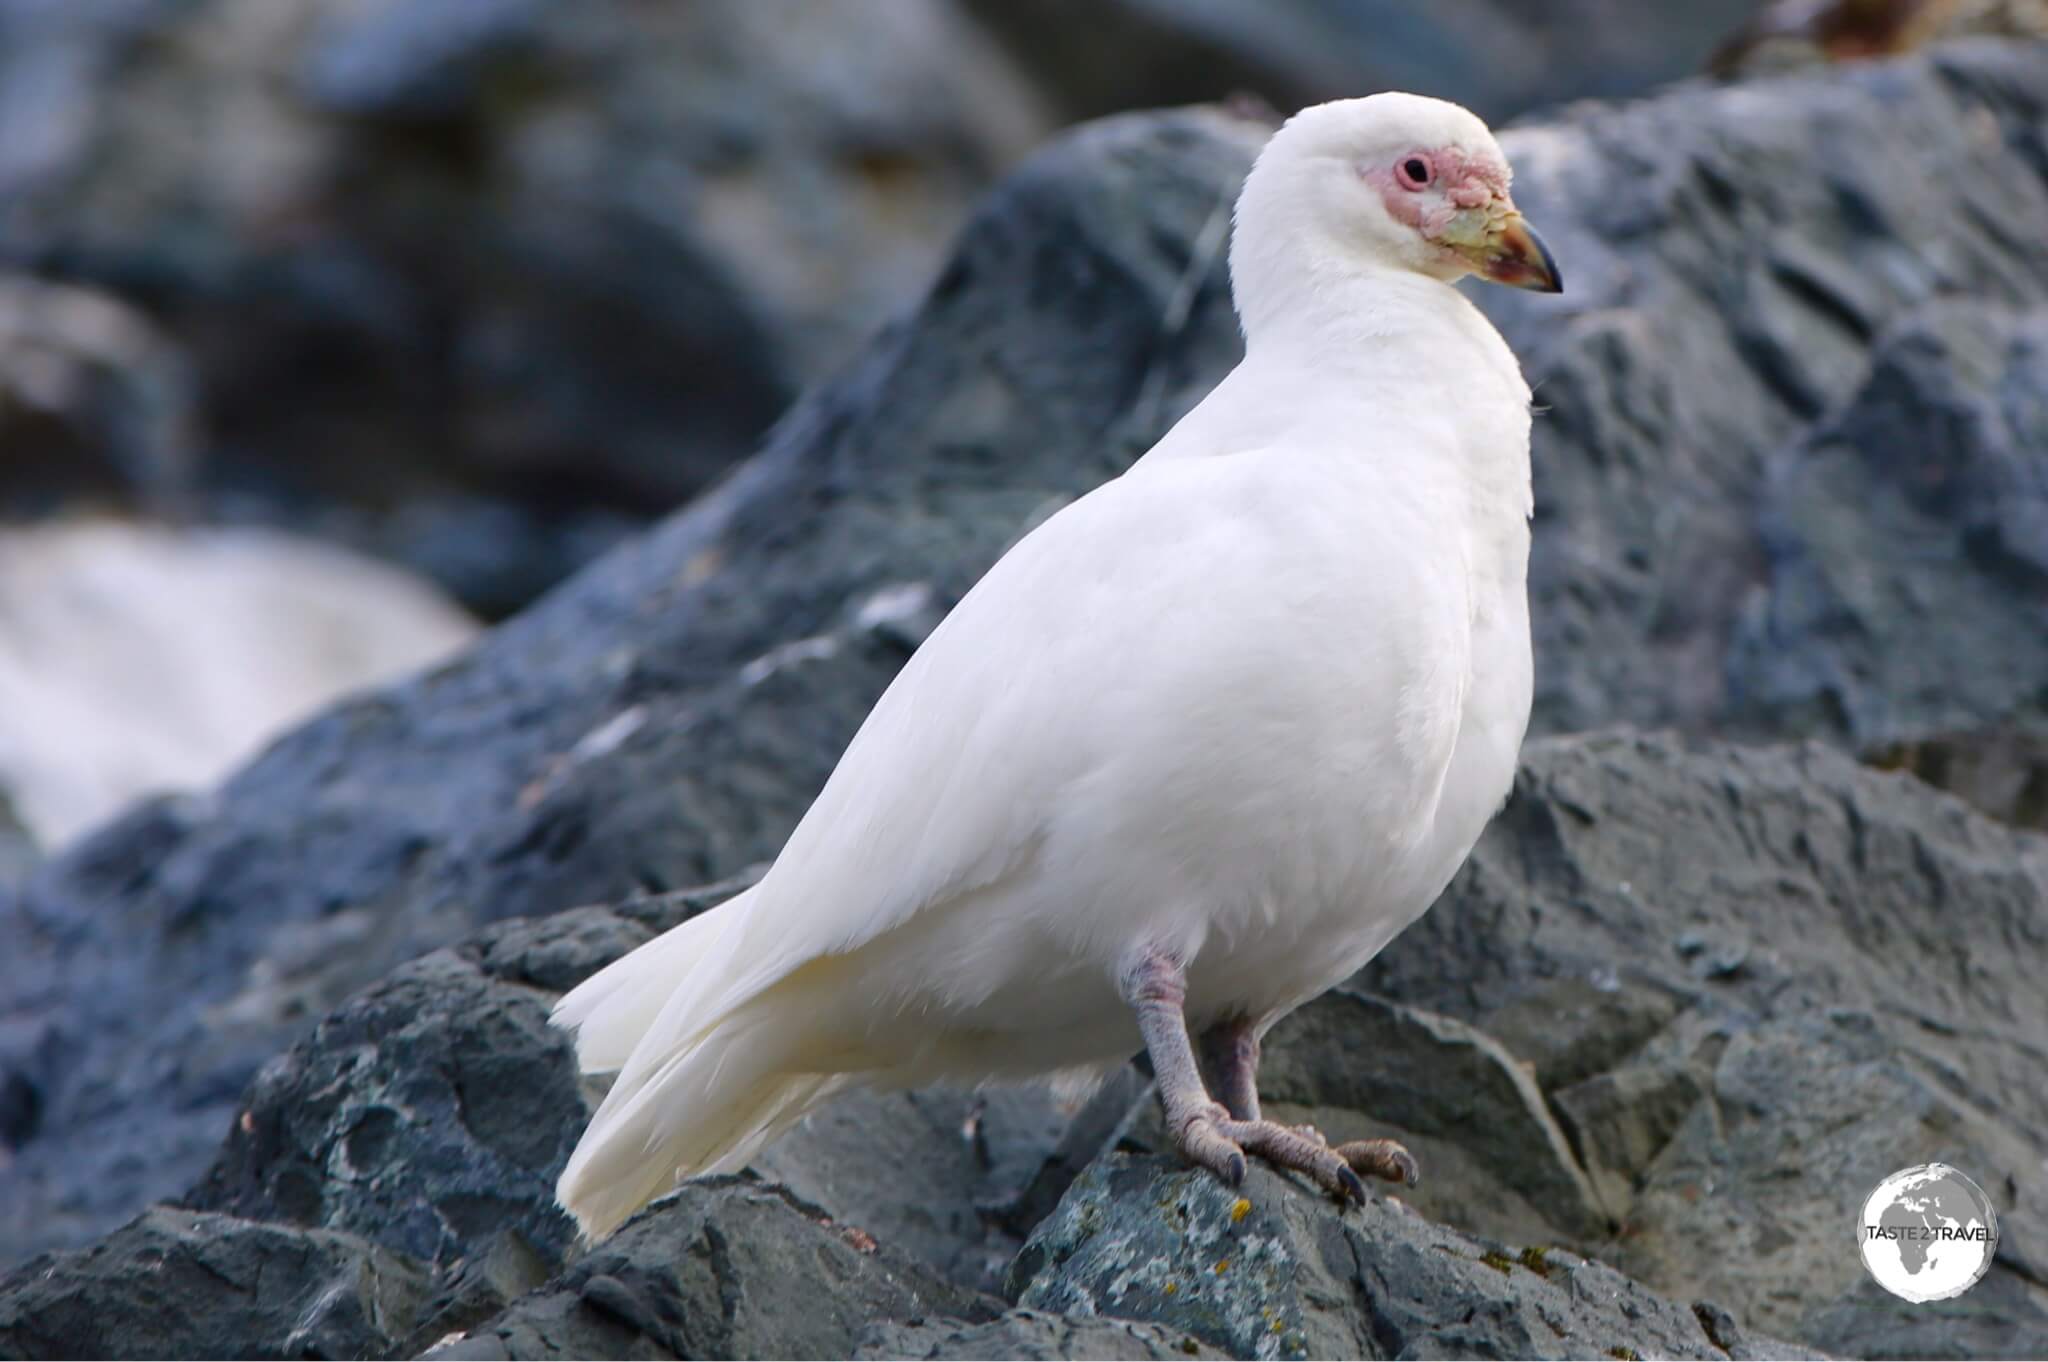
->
[[1229, 93, 1560, 332]]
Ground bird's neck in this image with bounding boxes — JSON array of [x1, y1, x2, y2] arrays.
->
[[1238, 260, 1486, 366], [1225, 262, 1534, 532]]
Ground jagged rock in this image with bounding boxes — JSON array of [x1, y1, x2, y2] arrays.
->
[[1359, 731, 2048, 1355], [6, 43, 2047, 1291], [0, 1205, 432, 1361], [1483, 40, 2048, 749], [1257, 987, 1613, 1239], [178, 875, 750, 1280], [414, 1177, 998, 1361], [7, 730, 2042, 1359], [1009, 1153, 1818, 1361], [752, 1082, 1072, 1296], [181, 936, 591, 1273], [1730, 303, 2048, 827], [859, 1307, 1227, 1360]]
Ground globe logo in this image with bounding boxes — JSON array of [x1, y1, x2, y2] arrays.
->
[[1858, 1163, 2000, 1302]]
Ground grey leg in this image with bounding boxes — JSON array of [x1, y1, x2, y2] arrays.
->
[[1195, 1008, 1421, 1188], [1123, 953, 1412, 1201], [1199, 1016, 1262, 1122]]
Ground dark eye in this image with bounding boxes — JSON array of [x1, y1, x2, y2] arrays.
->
[[1396, 155, 1434, 190]]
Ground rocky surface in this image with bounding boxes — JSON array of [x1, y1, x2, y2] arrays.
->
[[1483, 40, 2048, 753], [1045, 735, 2048, 1356], [1011, 1155, 1816, 1361], [0, 1205, 433, 1361], [4, 39, 2046, 1285], [1356, 733, 2048, 1356], [859, 1308, 1229, 1360], [414, 1178, 997, 1362], [1730, 302, 2048, 825]]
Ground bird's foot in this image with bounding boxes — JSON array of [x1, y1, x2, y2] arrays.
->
[[1171, 1104, 1419, 1203]]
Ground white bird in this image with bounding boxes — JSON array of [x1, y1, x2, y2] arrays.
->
[[553, 93, 1559, 1241]]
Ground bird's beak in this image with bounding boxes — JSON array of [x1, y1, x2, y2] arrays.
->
[[1441, 199, 1564, 294], [1444, 207, 1562, 294]]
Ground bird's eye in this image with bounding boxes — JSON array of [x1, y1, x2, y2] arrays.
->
[[1396, 155, 1434, 190]]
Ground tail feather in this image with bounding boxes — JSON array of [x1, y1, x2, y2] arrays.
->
[[551, 899, 884, 1242], [551, 892, 752, 1075], [553, 1000, 849, 1241]]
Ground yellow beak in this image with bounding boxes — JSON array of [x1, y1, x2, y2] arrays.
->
[[1458, 211, 1562, 293]]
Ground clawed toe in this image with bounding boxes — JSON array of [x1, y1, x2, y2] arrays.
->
[[1335, 1137, 1420, 1187], [1172, 1106, 1252, 1188], [1216, 1117, 1368, 1203], [1171, 1116, 1422, 1203]]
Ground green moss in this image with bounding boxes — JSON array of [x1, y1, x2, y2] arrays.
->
[[1517, 1245, 1558, 1278], [1478, 1250, 1515, 1275], [1607, 1347, 1640, 1360]]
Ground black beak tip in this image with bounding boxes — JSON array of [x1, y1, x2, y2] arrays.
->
[[1531, 229, 1564, 294]]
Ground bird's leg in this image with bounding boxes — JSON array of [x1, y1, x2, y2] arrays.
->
[[1195, 1009, 1421, 1189], [1197, 1016, 1262, 1122], [1124, 952, 1411, 1202]]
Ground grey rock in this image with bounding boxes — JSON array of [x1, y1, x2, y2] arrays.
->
[[1010, 1152, 1819, 1361], [1359, 731, 2048, 1354], [178, 874, 747, 1282], [860, 1306, 1227, 1360], [987, 1062, 1152, 1238], [753, 1082, 1072, 1297], [1485, 40, 2048, 752], [415, 1177, 998, 1361], [1732, 303, 2048, 826], [180, 936, 593, 1273], [1258, 986, 1613, 1239], [0, 1204, 432, 1361]]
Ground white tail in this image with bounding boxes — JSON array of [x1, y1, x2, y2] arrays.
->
[[551, 900, 740, 1075], [550, 890, 866, 1241], [553, 1006, 849, 1241]]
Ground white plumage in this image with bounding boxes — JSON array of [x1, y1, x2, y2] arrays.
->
[[554, 92, 1557, 1241]]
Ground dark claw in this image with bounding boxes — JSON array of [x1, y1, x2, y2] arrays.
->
[[1224, 1150, 1248, 1186], [1337, 1164, 1367, 1203], [1397, 1151, 1421, 1187]]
